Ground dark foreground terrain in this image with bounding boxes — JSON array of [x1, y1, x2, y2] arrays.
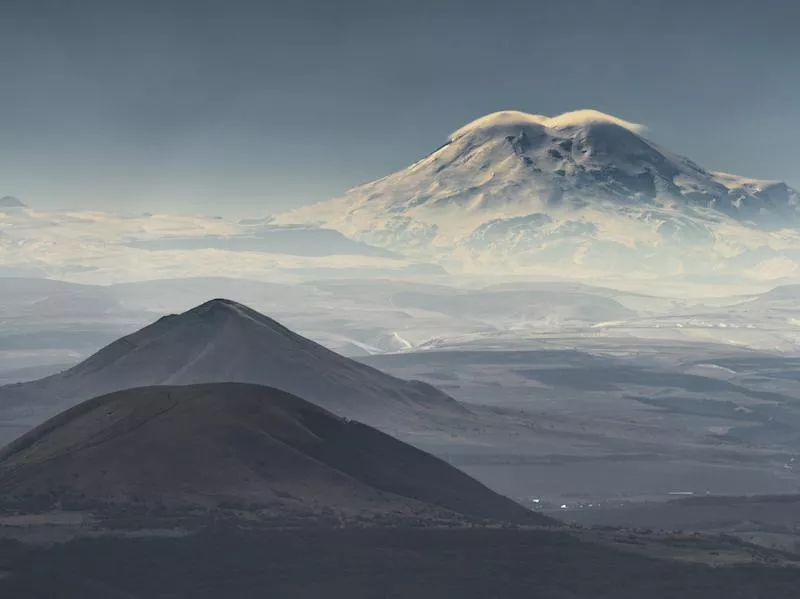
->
[[0, 382, 543, 526], [1, 527, 799, 598], [553, 494, 800, 552]]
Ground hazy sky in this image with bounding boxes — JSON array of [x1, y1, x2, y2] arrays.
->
[[2, 0, 799, 215]]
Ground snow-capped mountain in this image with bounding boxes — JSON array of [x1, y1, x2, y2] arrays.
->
[[276, 110, 800, 280]]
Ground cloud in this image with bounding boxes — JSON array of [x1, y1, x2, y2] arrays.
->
[[0, 207, 413, 283], [546, 109, 649, 134], [450, 109, 648, 141]]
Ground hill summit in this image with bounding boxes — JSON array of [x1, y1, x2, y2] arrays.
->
[[0, 299, 465, 444]]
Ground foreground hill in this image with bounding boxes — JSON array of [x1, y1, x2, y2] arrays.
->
[[0, 383, 542, 526], [0, 299, 465, 443]]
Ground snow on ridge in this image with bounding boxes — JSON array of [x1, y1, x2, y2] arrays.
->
[[712, 171, 785, 190], [449, 111, 550, 140]]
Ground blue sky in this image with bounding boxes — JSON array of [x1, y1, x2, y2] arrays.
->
[[2, 0, 798, 215]]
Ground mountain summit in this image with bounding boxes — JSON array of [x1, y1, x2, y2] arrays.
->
[[0, 299, 465, 443], [276, 109, 800, 279]]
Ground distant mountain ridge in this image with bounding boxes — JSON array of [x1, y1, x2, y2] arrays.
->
[[0, 196, 26, 209], [275, 109, 800, 280]]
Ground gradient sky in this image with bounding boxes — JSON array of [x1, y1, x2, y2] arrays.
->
[[2, 0, 799, 215]]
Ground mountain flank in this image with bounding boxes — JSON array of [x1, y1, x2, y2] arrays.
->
[[0, 382, 547, 526], [0, 299, 466, 443]]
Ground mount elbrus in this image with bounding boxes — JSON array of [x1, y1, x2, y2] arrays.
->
[[276, 110, 800, 278]]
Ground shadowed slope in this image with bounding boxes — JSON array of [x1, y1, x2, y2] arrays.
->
[[0, 383, 546, 525]]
